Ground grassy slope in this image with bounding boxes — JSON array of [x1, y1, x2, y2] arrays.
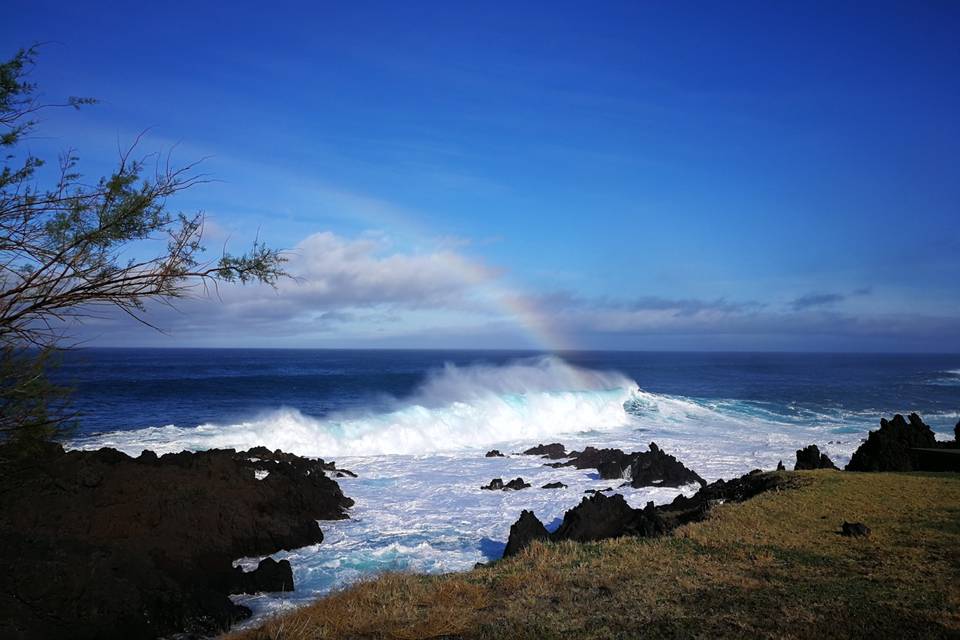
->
[[230, 471, 960, 639]]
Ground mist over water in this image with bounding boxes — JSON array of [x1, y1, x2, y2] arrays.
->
[[64, 349, 960, 623]]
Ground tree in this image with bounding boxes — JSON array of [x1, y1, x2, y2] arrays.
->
[[0, 46, 286, 446]]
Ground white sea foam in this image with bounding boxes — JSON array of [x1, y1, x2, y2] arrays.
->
[[75, 356, 638, 457]]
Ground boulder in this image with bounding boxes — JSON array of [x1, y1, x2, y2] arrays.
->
[[776, 460, 785, 471], [502, 510, 550, 558], [794, 444, 838, 470], [541, 482, 567, 489], [504, 477, 531, 490], [841, 522, 871, 538], [0, 443, 352, 640], [522, 443, 568, 459], [485, 449, 505, 457], [845, 413, 939, 472], [482, 477, 530, 491]]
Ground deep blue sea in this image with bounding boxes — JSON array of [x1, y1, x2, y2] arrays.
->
[[62, 349, 960, 622], [61, 349, 960, 440]]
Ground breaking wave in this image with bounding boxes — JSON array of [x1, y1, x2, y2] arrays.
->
[[75, 356, 641, 457]]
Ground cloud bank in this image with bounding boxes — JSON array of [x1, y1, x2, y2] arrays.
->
[[69, 230, 960, 352]]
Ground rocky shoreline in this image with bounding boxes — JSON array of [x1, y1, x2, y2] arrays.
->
[[1, 413, 957, 639], [0, 443, 353, 639]]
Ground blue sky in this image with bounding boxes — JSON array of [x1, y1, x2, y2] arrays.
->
[[3, 1, 959, 351]]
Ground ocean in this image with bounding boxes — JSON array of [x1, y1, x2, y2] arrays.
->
[[62, 349, 960, 621]]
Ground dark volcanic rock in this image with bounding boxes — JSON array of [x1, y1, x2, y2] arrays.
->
[[542, 481, 567, 489], [0, 443, 352, 640], [482, 478, 505, 490], [841, 522, 871, 538], [559, 443, 705, 488], [845, 413, 939, 472], [625, 443, 707, 488], [522, 443, 568, 459], [503, 470, 794, 556], [504, 477, 531, 490], [552, 494, 666, 542], [231, 558, 294, 594], [776, 460, 785, 471], [482, 477, 530, 491], [794, 444, 838, 471], [502, 510, 550, 558], [485, 449, 505, 457], [584, 487, 614, 494]]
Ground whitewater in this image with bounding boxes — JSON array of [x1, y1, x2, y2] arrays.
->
[[71, 354, 960, 624]]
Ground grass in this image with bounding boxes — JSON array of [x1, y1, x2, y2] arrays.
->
[[228, 471, 960, 639]]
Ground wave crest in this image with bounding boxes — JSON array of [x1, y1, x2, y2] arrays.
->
[[74, 356, 640, 457]]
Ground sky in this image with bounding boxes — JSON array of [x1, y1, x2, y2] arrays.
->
[[3, 1, 959, 351]]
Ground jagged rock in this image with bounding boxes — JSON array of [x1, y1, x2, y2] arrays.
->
[[794, 444, 838, 470], [335, 469, 358, 478], [841, 522, 871, 538], [0, 443, 352, 640], [845, 413, 939, 472], [776, 460, 785, 471], [522, 443, 568, 459], [541, 482, 567, 489], [481, 478, 505, 490], [502, 510, 550, 557], [584, 487, 614, 494], [485, 449, 505, 457], [503, 471, 793, 559], [552, 494, 666, 542], [955, 420, 960, 443], [231, 558, 294, 594], [559, 443, 705, 488]]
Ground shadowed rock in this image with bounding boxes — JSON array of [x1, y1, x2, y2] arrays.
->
[[230, 558, 294, 594], [841, 522, 871, 538], [482, 477, 530, 491], [0, 443, 352, 640], [485, 449, 505, 457], [794, 444, 838, 470], [504, 470, 793, 557], [845, 413, 939, 472], [542, 481, 567, 489], [555, 443, 705, 488], [776, 460, 785, 471], [502, 510, 550, 557], [522, 443, 568, 459], [552, 494, 666, 542]]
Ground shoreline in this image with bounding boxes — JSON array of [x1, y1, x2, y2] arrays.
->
[[227, 469, 960, 640], [2, 414, 958, 638]]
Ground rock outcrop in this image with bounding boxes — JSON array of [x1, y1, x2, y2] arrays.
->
[[553, 443, 706, 488], [0, 442, 352, 640], [794, 444, 838, 470], [522, 443, 568, 459], [845, 413, 939, 472], [502, 510, 550, 557], [542, 481, 567, 489], [504, 470, 793, 558], [485, 449, 505, 457]]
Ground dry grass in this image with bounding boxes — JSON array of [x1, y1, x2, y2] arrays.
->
[[228, 471, 960, 639]]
